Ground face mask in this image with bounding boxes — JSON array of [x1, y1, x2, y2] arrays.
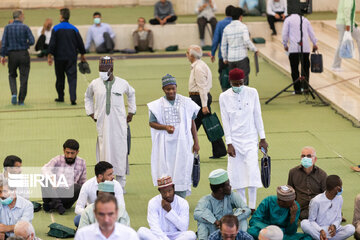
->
[[232, 85, 244, 93], [99, 71, 110, 81], [337, 188, 343, 196], [94, 18, 101, 24], [301, 157, 313, 168], [0, 197, 13, 206]]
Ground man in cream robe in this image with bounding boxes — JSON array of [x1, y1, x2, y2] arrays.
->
[[147, 74, 200, 198], [84, 56, 136, 189], [219, 68, 268, 212]]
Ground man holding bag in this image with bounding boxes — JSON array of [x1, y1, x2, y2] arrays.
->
[[332, 0, 360, 71]]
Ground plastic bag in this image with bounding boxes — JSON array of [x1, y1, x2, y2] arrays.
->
[[339, 31, 354, 59]]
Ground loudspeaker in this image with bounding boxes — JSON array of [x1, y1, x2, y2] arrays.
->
[[287, 0, 312, 15]]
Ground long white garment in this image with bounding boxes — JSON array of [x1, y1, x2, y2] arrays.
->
[[145, 194, 193, 240], [147, 94, 200, 193], [85, 77, 136, 176], [219, 87, 265, 189]]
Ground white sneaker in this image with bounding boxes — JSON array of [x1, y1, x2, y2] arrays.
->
[[331, 67, 343, 72]]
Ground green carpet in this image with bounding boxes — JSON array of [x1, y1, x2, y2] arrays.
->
[[0, 56, 359, 239]]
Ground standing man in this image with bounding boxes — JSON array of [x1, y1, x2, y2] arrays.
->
[[137, 176, 196, 240], [85, 56, 136, 190], [187, 45, 227, 159], [48, 8, 86, 105], [219, 68, 268, 213], [132, 17, 154, 53], [85, 12, 116, 54], [221, 8, 258, 86], [75, 194, 139, 240], [195, 0, 217, 47], [148, 74, 200, 198], [282, 13, 317, 94], [266, 0, 287, 36], [287, 146, 327, 220], [211, 5, 235, 91], [149, 0, 177, 25], [0, 10, 34, 105], [332, 0, 360, 71]]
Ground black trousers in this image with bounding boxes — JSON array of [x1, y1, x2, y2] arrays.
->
[[190, 94, 227, 158], [54, 58, 77, 102], [96, 32, 115, 53], [266, 12, 284, 33], [42, 183, 81, 209], [197, 17, 217, 39], [149, 15, 177, 25], [218, 58, 229, 92], [228, 57, 250, 86], [8, 50, 30, 103], [289, 53, 310, 93]]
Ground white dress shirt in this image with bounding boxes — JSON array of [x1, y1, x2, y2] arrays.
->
[[75, 222, 139, 240], [37, 28, 52, 44], [85, 23, 115, 49], [308, 192, 343, 231], [188, 59, 212, 107], [147, 194, 191, 240], [75, 176, 125, 215], [195, 0, 217, 20], [221, 20, 257, 62], [266, 0, 287, 16]]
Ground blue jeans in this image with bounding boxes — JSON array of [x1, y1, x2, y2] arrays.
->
[[74, 215, 81, 227]]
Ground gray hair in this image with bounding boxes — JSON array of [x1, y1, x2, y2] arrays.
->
[[189, 45, 202, 59], [259, 225, 283, 240], [0, 176, 8, 188], [302, 146, 316, 157], [14, 221, 35, 238], [8, 237, 25, 240], [13, 10, 23, 19]]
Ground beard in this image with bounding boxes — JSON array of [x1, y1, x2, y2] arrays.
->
[[65, 158, 76, 165]]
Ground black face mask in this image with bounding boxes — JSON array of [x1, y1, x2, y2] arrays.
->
[[65, 158, 76, 165]]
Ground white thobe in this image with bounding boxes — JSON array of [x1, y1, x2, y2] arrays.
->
[[147, 94, 200, 193], [74, 176, 125, 215], [143, 194, 194, 240], [75, 222, 139, 240], [219, 87, 265, 189], [85, 77, 136, 176]]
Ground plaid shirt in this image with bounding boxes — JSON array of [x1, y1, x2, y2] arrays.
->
[[0, 20, 35, 57], [221, 20, 257, 62], [208, 229, 254, 240], [42, 155, 87, 186]]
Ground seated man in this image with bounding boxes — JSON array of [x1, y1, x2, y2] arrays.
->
[[41, 139, 86, 214], [74, 161, 124, 226], [149, 0, 177, 25], [266, 0, 287, 35], [248, 185, 311, 240], [78, 181, 129, 229], [354, 194, 360, 239], [301, 175, 355, 240], [287, 146, 327, 220], [133, 17, 154, 52], [75, 194, 138, 240], [194, 169, 251, 240], [85, 11, 115, 53], [0, 178, 33, 238], [3, 155, 29, 199], [137, 176, 196, 240], [195, 0, 217, 47], [259, 226, 283, 240], [208, 215, 254, 240], [36, 18, 52, 57], [14, 220, 39, 240]]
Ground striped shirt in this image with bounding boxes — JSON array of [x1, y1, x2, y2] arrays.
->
[[221, 20, 257, 62], [0, 20, 34, 57]]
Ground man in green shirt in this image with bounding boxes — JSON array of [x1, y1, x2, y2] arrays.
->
[[332, 0, 360, 71]]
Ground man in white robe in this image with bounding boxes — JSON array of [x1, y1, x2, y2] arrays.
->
[[137, 176, 196, 240], [219, 68, 268, 212], [147, 74, 200, 198], [84, 56, 136, 189]]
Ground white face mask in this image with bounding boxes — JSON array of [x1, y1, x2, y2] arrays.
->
[[99, 71, 111, 81]]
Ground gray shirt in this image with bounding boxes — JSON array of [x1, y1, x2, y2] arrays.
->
[[154, 1, 175, 19]]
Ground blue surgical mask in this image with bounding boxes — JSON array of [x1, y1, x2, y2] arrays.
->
[[94, 18, 101, 25], [232, 86, 244, 94], [301, 157, 313, 168], [0, 197, 13, 206], [337, 188, 343, 196]]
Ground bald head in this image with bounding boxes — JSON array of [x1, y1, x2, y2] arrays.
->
[[301, 146, 316, 157], [14, 221, 35, 240], [259, 225, 283, 240]]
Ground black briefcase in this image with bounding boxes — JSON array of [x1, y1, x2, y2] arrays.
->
[[260, 147, 271, 188], [311, 52, 323, 73]]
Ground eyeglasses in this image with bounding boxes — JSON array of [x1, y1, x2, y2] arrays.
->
[[301, 154, 313, 158]]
